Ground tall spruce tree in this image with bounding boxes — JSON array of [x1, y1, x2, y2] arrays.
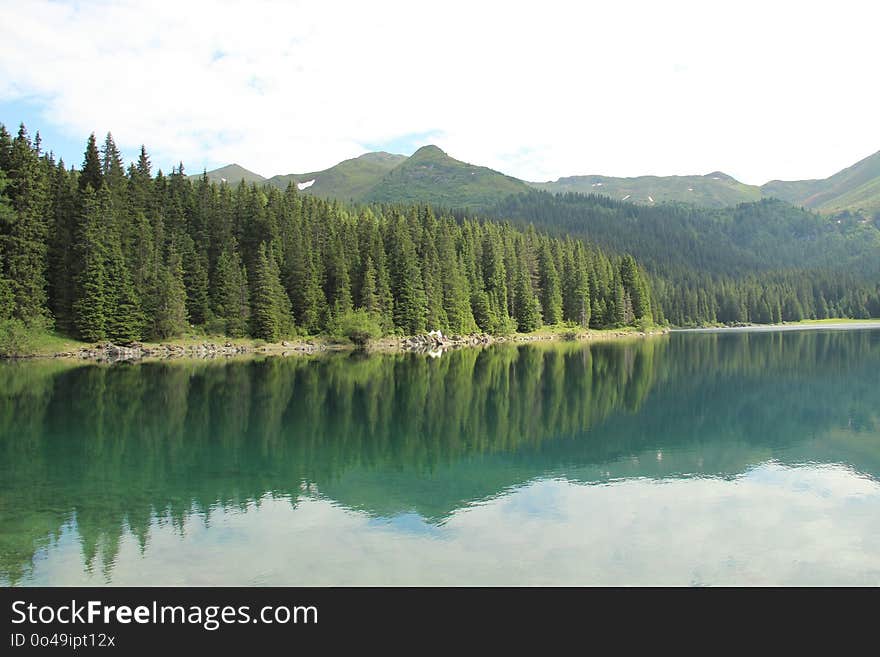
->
[[72, 185, 108, 341], [151, 244, 188, 339], [213, 246, 250, 337], [79, 133, 103, 193], [538, 241, 563, 325], [388, 215, 427, 334], [251, 243, 291, 341], [513, 268, 541, 332], [1, 125, 51, 325]]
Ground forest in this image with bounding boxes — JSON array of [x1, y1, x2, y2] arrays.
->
[[492, 191, 880, 326], [0, 125, 653, 348]]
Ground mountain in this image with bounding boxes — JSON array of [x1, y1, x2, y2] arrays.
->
[[761, 150, 880, 216], [363, 145, 530, 208], [530, 171, 762, 208], [491, 193, 880, 278], [191, 163, 265, 185], [266, 151, 406, 200], [196, 146, 880, 217]]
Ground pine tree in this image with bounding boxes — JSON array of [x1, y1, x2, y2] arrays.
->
[[47, 160, 78, 330], [2, 125, 51, 326], [359, 254, 379, 313], [0, 269, 12, 320], [471, 289, 495, 333], [181, 235, 211, 326], [388, 215, 427, 334], [79, 133, 103, 193], [251, 243, 291, 341], [619, 254, 651, 321], [323, 229, 352, 320], [611, 274, 626, 327], [562, 242, 591, 328], [104, 236, 143, 342], [285, 215, 323, 333], [213, 246, 250, 337], [538, 241, 563, 325], [151, 244, 188, 339], [481, 230, 509, 331], [0, 170, 15, 320], [513, 268, 541, 332], [101, 133, 126, 196], [72, 185, 108, 341], [0, 124, 12, 171]]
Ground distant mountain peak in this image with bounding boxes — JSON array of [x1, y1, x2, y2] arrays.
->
[[190, 163, 265, 185], [410, 144, 447, 159], [356, 151, 406, 165], [704, 171, 735, 182]]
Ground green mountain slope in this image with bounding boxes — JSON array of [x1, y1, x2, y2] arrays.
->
[[762, 150, 880, 216], [491, 192, 880, 278], [191, 163, 266, 185], [266, 151, 406, 200], [195, 145, 880, 216], [364, 145, 530, 208], [531, 171, 762, 208], [819, 175, 880, 215]]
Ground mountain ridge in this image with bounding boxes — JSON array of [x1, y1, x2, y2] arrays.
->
[[194, 146, 880, 216]]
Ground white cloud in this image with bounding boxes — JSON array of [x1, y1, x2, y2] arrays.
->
[[1, 0, 878, 184]]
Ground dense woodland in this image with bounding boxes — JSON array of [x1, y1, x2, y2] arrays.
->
[[0, 125, 653, 346], [493, 192, 880, 326]]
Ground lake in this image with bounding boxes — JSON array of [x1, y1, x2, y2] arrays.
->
[[2, 328, 879, 586]]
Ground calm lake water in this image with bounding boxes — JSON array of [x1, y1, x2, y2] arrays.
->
[[2, 328, 879, 586]]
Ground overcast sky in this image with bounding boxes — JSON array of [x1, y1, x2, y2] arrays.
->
[[1, 0, 877, 185]]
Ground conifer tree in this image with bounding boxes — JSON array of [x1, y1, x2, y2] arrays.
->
[[101, 133, 126, 195], [151, 244, 188, 339], [323, 230, 352, 320], [104, 236, 143, 342], [470, 289, 495, 333], [562, 241, 591, 327], [251, 243, 291, 341], [213, 246, 250, 337], [538, 241, 563, 325], [619, 254, 651, 321], [72, 185, 108, 341], [79, 133, 103, 193], [181, 235, 211, 325], [0, 124, 12, 171], [47, 160, 78, 330], [2, 125, 51, 325], [359, 254, 379, 314], [0, 170, 15, 320], [513, 268, 541, 332], [388, 215, 427, 334], [481, 230, 509, 331]]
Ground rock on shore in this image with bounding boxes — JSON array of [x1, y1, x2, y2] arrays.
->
[[72, 341, 252, 362]]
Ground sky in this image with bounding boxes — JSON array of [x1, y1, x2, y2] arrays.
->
[[1, 0, 878, 185]]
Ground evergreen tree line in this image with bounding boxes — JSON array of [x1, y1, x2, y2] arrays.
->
[[491, 191, 880, 326], [653, 269, 880, 327], [0, 125, 654, 344]]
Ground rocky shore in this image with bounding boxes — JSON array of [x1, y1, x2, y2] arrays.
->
[[40, 328, 670, 363], [364, 327, 669, 354]]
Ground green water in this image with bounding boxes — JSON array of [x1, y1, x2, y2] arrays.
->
[[2, 328, 879, 586]]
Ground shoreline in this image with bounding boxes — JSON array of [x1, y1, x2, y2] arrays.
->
[[2, 327, 672, 363], [671, 319, 880, 334], [5, 317, 879, 362]]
